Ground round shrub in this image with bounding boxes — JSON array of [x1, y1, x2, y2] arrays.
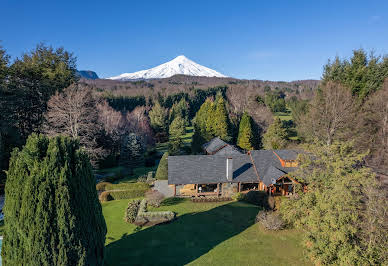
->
[[255, 211, 284, 230], [232, 192, 245, 201], [96, 182, 111, 192], [99, 191, 113, 202], [124, 200, 141, 223]]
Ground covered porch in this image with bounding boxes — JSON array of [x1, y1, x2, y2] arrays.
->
[[268, 176, 298, 196]]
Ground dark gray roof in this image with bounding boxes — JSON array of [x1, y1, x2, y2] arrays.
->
[[273, 150, 298, 160], [168, 154, 258, 185], [202, 137, 228, 154], [213, 145, 243, 156], [249, 150, 298, 186], [168, 149, 299, 186]]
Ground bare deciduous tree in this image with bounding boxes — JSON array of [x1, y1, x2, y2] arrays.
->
[[44, 84, 105, 163], [299, 82, 356, 145], [126, 106, 155, 147]]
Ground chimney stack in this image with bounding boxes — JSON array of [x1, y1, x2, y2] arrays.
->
[[226, 157, 233, 181]]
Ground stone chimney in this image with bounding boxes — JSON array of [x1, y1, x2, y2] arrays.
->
[[226, 157, 233, 181]]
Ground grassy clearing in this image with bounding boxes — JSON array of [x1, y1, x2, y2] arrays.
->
[[274, 111, 292, 121], [103, 199, 309, 266]]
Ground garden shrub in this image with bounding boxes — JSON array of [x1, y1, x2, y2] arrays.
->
[[243, 191, 273, 209], [99, 191, 113, 202], [255, 210, 284, 230], [124, 200, 141, 223], [96, 182, 111, 192], [134, 199, 175, 226], [145, 190, 165, 207], [232, 192, 245, 201], [109, 189, 147, 200], [191, 197, 232, 203]]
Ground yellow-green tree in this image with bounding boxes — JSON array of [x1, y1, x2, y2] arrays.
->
[[262, 118, 288, 149], [237, 112, 255, 150]]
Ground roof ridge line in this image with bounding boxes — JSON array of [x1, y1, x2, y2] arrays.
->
[[248, 151, 262, 182]]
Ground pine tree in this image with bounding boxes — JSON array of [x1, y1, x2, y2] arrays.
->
[[262, 118, 288, 149], [169, 98, 189, 125], [237, 112, 255, 150], [120, 133, 145, 169], [2, 134, 106, 265]]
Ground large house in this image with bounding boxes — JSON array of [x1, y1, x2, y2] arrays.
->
[[168, 137, 301, 197]]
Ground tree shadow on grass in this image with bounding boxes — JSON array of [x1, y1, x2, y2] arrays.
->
[[105, 202, 258, 266]]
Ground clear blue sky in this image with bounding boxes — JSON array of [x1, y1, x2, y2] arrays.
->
[[1, 0, 387, 81]]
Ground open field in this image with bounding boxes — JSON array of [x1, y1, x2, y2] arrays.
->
[[102, 199, 310, 266]]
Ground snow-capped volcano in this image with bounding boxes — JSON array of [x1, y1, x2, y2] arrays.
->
[[108, 55, 227, 80]]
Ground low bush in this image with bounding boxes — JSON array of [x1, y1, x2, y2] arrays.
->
[[232, 192, 245, 201], [109, 189, 148, 200], [99, 191, 113, 202], [243, 191, 274, 210], [137, 175, 147, 183], [134, 199, 175, 226], [255, 211, 284, 230], [191, 197, 232, 203], [145, 190, 165, 207], [160, 197, 186, 206], [124, 200, 141, 223]]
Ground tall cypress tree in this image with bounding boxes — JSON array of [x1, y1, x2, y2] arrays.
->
[[237, 112, 255, 150], [212, 97, 230, 141], [2, 134, 107, 265]]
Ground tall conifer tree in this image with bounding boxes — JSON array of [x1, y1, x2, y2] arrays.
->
[[2, 134, 106, 265], [237, 112, 255, 150]]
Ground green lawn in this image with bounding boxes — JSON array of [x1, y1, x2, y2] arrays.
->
[[102, 199, 310, 266]]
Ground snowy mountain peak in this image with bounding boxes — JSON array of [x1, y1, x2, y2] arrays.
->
[[108, 55, 227, 80]]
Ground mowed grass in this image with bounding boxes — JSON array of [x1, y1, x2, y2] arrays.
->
[[102, 199, 310, 266]]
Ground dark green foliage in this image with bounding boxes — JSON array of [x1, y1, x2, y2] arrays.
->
[[237, 112, 257, 150], [323, 49, 388, 99], [120, 133, 145, 169], [191, 96, 231, 152], [155, 152, 168, 180], [2, 134, 107, 265], [124, 200, 141, 223], [243, 191, 273, 210], [105, 95, 146, 112]]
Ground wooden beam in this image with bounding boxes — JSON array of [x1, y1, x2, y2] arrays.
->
[[173, 184, 176, 196]]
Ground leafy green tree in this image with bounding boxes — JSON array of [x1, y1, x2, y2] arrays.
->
[[279, 142, 387, 265], [237, 112, 256, 150], [168, 116, 186, 155], [262, 118, 288, 149], [2, 134, 107, 265], [7, 44, 77, 140], [155, 152, 168, 180], [149, 101, 168, 133]]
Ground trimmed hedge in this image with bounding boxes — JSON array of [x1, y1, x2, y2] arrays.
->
[[109, 189, 147, 200], [98, 182, 150, 202], [99, 191, 113, 202], [191, 197, 232, 203], [134, 199, 175, 226], [96, 182, 111, 192]]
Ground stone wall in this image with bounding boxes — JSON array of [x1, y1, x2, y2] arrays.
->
[[222, 182, 238, 196]]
